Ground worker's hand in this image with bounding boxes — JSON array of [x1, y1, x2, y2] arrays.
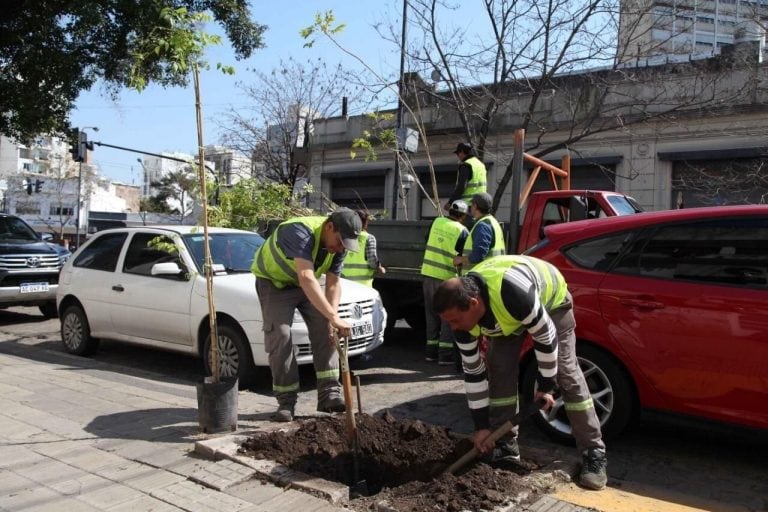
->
[[473, 429, 493, 454], [378, 265, 387, 275], [452, 255, 464, 267], [330, 316, 352, 340], [534, 390, 556, 411]]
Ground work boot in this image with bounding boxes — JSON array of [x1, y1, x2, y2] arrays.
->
[[580, 448, 608, 490], [438, 355, 454, 366], [425, 346, 438, 362], [481, 436, 520, 464], [273, 405, 295, 423], [317, 396, 345, 413]]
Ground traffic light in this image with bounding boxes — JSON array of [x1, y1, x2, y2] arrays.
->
[[34, 179, 44, 193], [70, 128, 82, 162], [23, 179, 32, 195], [78, 131, 88, 162]]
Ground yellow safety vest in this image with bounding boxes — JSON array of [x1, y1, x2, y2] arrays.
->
[[462, 214, 506, 270], [421, 217, 467, 280], [251, 216, 335, 288], [341, 231, 375, 287], [460, 156, 487, 202], [468, 255, 568, 338]]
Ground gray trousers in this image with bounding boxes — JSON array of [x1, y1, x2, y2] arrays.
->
[[423, 277, 456, 359], [487, 295, 605, 453], [255, 278, 341, 408]]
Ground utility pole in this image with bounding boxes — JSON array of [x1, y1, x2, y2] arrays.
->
[[391, 0, 408, 220]]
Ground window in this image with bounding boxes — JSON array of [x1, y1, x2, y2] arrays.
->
[[73, 233, 128, 272], [0, 216, 40, 241], [612, 218, 768, 287], [123, 233, 185, 277], [50, 206, 75, 216], [14, 203, 39, 215], [564, 232, 634, 272]]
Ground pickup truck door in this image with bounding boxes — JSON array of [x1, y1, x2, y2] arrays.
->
[[109, 232, 194, 346]]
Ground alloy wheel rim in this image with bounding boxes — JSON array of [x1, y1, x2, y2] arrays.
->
[[539, 356, 614, 435], [62, 313, 82, 351], [212, 334, 239, 378]]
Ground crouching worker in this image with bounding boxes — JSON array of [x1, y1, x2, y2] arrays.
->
[[433, 255, 608, 490], [251, 208, 362, 422]]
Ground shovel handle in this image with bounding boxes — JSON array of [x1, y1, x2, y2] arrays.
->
[[445, 399, 546, 475]]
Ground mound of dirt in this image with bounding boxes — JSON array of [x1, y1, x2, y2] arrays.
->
[[238, 411, 557, 512]]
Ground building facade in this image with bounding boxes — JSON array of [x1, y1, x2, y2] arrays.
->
[[306, 39, 768, 224]]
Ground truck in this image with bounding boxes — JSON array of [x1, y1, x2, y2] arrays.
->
[[0, 214, 71, 318], [368, 148, 643, 334]]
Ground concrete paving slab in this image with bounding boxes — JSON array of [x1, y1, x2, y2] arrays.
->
[[0, 485, 63, 510], [22, 497, 103, 512], [188, 458, 257, 491], [105, 495, 186, 512], [76, 483, 146, 509]]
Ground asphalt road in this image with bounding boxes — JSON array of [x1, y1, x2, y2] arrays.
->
[[1, 306, 767, 512]]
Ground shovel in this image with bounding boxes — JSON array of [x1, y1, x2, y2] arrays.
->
[[333, 331, 369, 497], [444, 399, 547, 475]]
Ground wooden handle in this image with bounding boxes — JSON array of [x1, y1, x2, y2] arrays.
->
[[445, 399, 546, 475]]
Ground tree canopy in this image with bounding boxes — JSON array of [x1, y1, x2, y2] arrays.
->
[[0, 0, 266, 141]]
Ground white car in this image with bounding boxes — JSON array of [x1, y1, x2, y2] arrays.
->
[[56, 226, 386, 386]]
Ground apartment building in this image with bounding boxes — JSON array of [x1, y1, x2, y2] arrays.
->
[[619, 0, 768, 63]]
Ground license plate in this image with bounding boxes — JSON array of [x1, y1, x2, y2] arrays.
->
[[351, 320, 373, 339], [20, 282, 49, 293]]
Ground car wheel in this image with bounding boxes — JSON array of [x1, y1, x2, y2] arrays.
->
[[39, 301, 58, 318], [203, 323, 256, 389], [60, 305, 100, 356], [522, 344, 635, 443]]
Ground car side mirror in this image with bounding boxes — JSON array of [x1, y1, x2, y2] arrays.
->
[[41, 233, 53, 242], [151, 262, 187, 279]]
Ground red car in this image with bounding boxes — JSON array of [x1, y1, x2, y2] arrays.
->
[[521, 205, 768, 440]]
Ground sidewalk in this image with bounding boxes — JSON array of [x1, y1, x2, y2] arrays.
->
[[0, 330, 590, 512]]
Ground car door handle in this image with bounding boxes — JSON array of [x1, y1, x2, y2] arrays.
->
[[112, 285, 124, 292], [619, 297, 664, 310]]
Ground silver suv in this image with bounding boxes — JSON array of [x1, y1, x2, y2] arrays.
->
[[0, 214, 71, 317]]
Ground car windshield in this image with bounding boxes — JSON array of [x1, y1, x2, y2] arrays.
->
[[608, 195, 644, 215], [0, 216, 40, 241], [182, 232, 264, 273]]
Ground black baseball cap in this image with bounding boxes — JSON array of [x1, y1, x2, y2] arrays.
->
[[329, 207, 362, 252], [453, 142, 475, 155]]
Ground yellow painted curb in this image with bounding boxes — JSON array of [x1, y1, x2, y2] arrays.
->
[[554, 482, 749, 512]]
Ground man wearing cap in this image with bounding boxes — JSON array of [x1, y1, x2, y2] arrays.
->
[[444, 142, 487, 212], [251, 207, 362, 422], [420, 200, 469, 365], [453, 192, 506, 271]]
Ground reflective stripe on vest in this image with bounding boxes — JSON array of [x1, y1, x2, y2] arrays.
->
[[468, 255, 567, 338], [462, 215, 506, 270], [421, 217, 467, 280], [251, 216, 334, 288], [459, 156, 487, 202], [341, 231, 374, 286]]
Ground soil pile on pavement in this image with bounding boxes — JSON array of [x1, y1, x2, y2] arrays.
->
[[239, 411, 555, 512]]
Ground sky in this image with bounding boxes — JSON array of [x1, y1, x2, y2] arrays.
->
[[69, 1, 409, 185]]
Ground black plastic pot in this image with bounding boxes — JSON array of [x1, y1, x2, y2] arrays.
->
[[196, 377, 238, 434]]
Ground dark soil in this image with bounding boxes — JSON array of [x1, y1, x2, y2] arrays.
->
[[238, 411, 556, 512]]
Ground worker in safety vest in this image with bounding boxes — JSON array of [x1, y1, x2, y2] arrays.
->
[[444, 142, 487, 212], [340, 210, 385, 287], [251, 207, 361, 422], [420, 200, 469, 365], [433, 255, 608, 491], [453, 192, 505, 271]]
